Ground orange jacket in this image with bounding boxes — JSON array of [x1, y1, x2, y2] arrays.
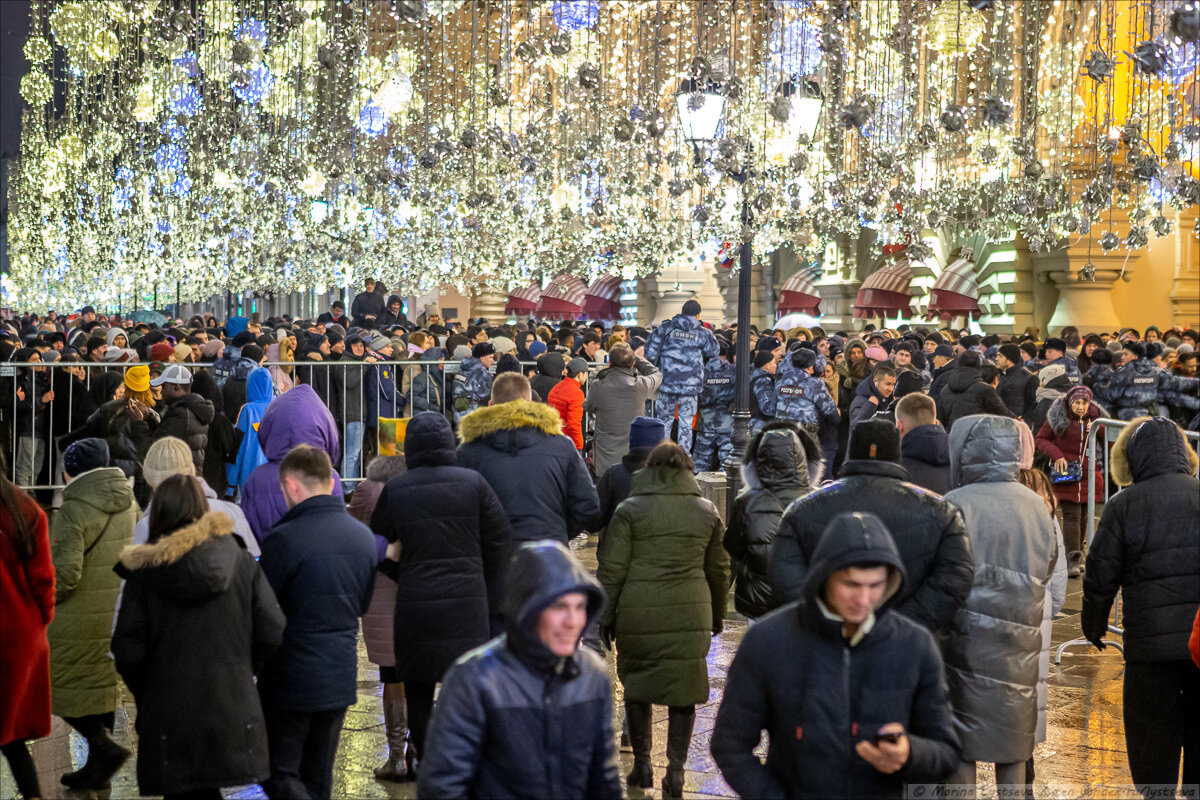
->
[[547, 377, 585, 449], [1190, 606, 1200, 669]]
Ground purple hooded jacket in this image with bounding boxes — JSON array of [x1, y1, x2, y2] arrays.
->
[[241, 384, 343, 543]]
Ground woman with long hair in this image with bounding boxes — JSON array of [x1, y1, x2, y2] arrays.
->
[[598, 441, 730, 797], [0, 451, 55, 800], [112, 475, 285, 800]]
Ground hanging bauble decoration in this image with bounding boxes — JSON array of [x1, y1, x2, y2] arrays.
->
[[940, 103, 968, 132], [1131, 156, 1159, 181], [426, 1, 465, 20], [1078, 263, 1097, 282], [548, 32, 572, 56], [1024, 160, 1044, 179], [1126, 41, 1171, 76], [1170, 1, 1200, 43], [395, 0, 425, 21], [981, 95, 1013, 126], [1099, 231, 1121, 250], [613, 118, 634, 142], [578, 63, 601, 90], [838, 95, 875, 130], [1151, 215, 1174, 236], [1082, 49, 1117, 81]]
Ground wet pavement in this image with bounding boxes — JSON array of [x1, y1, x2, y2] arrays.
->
[[4, 532, 1143, 799]]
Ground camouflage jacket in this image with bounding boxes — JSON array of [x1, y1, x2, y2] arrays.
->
[[453, 357, 493, 415], [750, 368, 776, 420], [699, 357, 737, 409], [644, 314, 720, 395], [1106, 358, 1199, 421], [774, 368, 839, 426]]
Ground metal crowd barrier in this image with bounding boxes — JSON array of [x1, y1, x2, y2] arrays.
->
[[1053, 417, 1200, 664], [3, 357, 608, 492]]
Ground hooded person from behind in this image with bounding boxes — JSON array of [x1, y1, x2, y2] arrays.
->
[[712, 512, 960, 800], [940, 414, 1057, 780], [417, 541, 621, 800], [724, 422, 823, 619], [530, 351, 567, 403], [239, 384, 341, 543], [228, 367, 275, 492]]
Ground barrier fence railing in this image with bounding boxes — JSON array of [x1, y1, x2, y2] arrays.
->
[[1053, 417, 1200, 664], [3, 359, 611, 492]]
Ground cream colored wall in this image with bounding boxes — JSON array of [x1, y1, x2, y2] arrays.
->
[[1109, 238, 1180, 330]]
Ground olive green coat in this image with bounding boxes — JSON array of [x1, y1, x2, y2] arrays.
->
[[48, 467, 137, 718], [598, 466, 729, 707]]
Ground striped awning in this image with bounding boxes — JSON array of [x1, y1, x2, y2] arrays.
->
[[537, 274, 588, 320], [854, 257, 915, 320], [583, 274, 622, 320], [925, 257, 981, 321], [505, 282, 542, 316], [776, 271, 821, 316]]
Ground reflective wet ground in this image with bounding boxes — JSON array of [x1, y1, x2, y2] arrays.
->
[[4, 532, 1142, 799]]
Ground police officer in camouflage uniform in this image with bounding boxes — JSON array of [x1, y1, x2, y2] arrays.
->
[[1105, 341, 1199, 421], [693, 340, 736, 472], [453, 341, 496, 423], [644, 299, 720, 453], [749, 351, 778, 434], [773, 348, 839, 437]]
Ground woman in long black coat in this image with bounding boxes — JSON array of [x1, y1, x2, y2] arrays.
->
[[112, 475, 285, 799], [369, 411, 513, 764]]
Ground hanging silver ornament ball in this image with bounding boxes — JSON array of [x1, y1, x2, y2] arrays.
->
[[1132, 156, 1159, 181], [981, 95, 1013, 126], [1076, 262, 1096, 282], [1126, 227, 1149, 249], [1082, 49, 1117, 81], [234, 40, 256, 65], [1099, 231, 1120, 250], [1024, 160, 1044, 179], [395, 0, 425, 21], [459, 128, 477, 149], [790, 152, 810, 171], [689, 56, 712, 81], [667, 179, 686, 197], [754, 191, 774, 212], [1164, 141, 1182, 162], [490, 86, 510, 106], [1098, 138, 1118, 156], [1170, 1, 1200, 43], [692, 205, 710, 223], [592, 198, 606, 216], [940, 103, 967, 133], [839, 95, 875, 130], [1151, 215, 1173, 236], [548, 32, 571, 56], [978, 144, 999, 164], [1126, 41, 1171, 76], [578, 63, 601, 91], [645, 150, 662, 167], [614, 119, 634, 142], [769, 95, 792, 123], [1011, 197, 1032, 216], [646, 114, 668, 138], [520, 156, 537, 173], [515, 41, 539, 63], [915, 123, 938, 147], [724, 77, 743, 102], [558, 110, 571, 125]]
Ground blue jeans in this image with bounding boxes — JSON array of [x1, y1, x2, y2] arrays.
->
[[342, 421, 364, 495]]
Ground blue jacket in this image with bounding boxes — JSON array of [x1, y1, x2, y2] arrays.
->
[[848, 375, 889, 425], [750, 368, 776, 420], [411, 349, 445, 414], [713, 513, 960, 799], [258, 494, 377, 711], [699, 356, 737, 409], [229, 367, 273, 490], [1105, 358, 1199, 420], [645, 315, 720, 395], [774, 369, 839, 427], [418, 541, 620, 800], [372, 359, 406, 418]]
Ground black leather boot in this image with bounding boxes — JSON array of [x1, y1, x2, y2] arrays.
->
[[624, 700, 654, 788], [662, 705, 695, 799], [62, 730, 130, 790]]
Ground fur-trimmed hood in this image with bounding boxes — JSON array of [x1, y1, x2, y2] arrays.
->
[[115, 511, 242, 601], [740, 420, 823, 494], [1046, 396, 1106, 435], [458, 399, 563, 445], [1111, 416, 1199, 486], [365, 454, 407, 483]]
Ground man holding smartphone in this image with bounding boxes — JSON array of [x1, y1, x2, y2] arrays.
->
[[712, 512, 960, 799]]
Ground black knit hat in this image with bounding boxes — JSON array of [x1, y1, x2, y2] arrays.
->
[[753, 351, 775, 369], [1123, 340, 1146, 360], [1043, 337, 1067, 353], [846, 419, 901, 463], [471, 341, 496, 359], [64, 438, 110, 477], [791, 348, 816, 371], [999, 343, 1023, 365], [894, 371, 925, 399]]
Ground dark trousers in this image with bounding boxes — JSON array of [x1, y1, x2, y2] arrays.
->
[[1, 740, 41, 800], [261, 705, 347, 800], [1059, 501, 1085, 554], [406, 680, 437, 762], [164, 789, 223, 800], [1123, 660, 1200, 799]]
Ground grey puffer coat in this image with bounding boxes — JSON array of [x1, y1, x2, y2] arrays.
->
[[941, 415, 1058, 765]]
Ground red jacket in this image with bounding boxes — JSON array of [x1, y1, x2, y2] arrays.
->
[[1034, 399, 1106, 505], [548, 377, 585, 450], [0, 490, 55, 744]]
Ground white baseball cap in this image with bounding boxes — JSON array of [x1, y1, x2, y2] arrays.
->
[[149, 363, 193, 386]]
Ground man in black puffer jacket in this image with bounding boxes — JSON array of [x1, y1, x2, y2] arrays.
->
[[151, 365, 215, 475], [937, 350, 1012, 431], [458, 373, 600, 544], [896, 394, 951, 495], [768, 420, 973, 634], [713, 512, 960, 799], [1082, 416, 1200, 797], [530, 351, 567, 403], [724, 421, 822, 619], [418, 540, 622, 800]]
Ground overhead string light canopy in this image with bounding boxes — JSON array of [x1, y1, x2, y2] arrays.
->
[[6, 0, 1200, 311]]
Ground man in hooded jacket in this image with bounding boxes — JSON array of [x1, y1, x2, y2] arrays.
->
[[417, 540, 622, 800], [1082, 416, 1200, 798], [712, 512, 960, 799]]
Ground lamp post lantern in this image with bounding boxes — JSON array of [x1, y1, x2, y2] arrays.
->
[[676, 77, 754, 511]]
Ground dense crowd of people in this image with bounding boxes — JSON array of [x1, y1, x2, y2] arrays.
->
[[1, 284, 1199, 800]]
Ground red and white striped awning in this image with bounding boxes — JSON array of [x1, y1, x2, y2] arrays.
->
[[505, 282, 542, 316], [925, 257, 981, 321], [776, 271, 821, 316], [583, 274, 622, 320], [537, 274, 588, 320], [854, 257, 915, 320]]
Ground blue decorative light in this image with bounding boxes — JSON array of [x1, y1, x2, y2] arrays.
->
[[169, 85, 203, 116], [357, 100, 390, 138], [171, 175, 193, 196], [112, 184, 133, 212], [235, 17, 268, 47], [233, 64, 272, 105], [553, 0, 598, 31], [160, 120, 186, 141], [770, 17, 822, 79], [115, 166, 134, 182], [154, 142, 186, 171], [174, 51, 199, 78], [1167, 40, 1199, 84]]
